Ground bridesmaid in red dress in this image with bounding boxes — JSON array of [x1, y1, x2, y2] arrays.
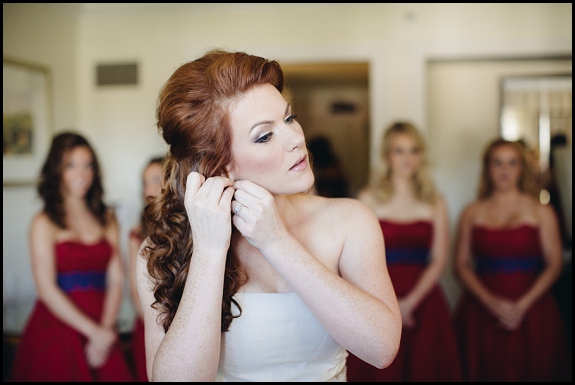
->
[[10, 132, 133, 382], [453, 138, 570, 381], [128, 156, 164, 382], [348, 121, 462, 381]]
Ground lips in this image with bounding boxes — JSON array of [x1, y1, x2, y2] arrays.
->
[[290, 154, 308, 171]]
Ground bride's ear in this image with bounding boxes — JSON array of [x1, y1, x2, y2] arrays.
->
[[225, 163, 236, 181]]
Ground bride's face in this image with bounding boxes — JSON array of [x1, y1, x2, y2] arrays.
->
[[226, 83, 314, 195]]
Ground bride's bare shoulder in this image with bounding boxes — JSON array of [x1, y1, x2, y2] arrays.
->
[[299, 193, 377, 224]]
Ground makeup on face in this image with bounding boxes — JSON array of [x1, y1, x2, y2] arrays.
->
[[227, 83, 314, 194]]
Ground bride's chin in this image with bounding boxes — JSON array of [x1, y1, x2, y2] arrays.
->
[[307, 178, 316, 191], [268, 174, 315, 196], [300, 179, 316, 195]]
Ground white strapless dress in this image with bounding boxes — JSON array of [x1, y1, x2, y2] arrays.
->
[[216, 292, 348, 382]]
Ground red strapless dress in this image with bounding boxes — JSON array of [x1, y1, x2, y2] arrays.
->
[[347, 220, 462, 382], [9, 240, 134, 382], [454, 225, 571, 381], [129, 230, 148, 382]]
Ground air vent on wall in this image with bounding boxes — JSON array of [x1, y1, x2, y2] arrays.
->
[[96, 63, 138, 86], [330, 101, 357, 114]]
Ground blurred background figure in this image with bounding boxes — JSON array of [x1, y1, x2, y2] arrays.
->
[[347, 122, 462, 381], [9, 132, 133, 382], [128, 156, 165, 382], [519, 135, 572, 359], [517, 136, 570, 250], [546, 133, 573, 363], [453, 138, 570, 381], [307, 135, 350, 198], [543, 133, 570, 251]]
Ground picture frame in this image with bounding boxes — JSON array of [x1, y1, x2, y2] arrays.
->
[[3, 58, 52, 186]]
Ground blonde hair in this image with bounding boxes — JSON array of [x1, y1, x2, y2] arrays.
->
[[370, 121, 437, 204]]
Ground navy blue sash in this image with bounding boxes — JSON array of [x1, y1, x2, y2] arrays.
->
[[57, 270, 106, 293], [386, 248, 429, 266]]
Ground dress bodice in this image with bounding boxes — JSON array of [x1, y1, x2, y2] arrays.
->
[[471, 225, 543, 274], [216, 292, 347, 382], [379, 220, 432, 266], [55, 239, 112, 294]]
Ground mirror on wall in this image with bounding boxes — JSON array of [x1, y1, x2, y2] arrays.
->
[[499, 74, 572, 172], [499, 74, 572, 247], [499, 74, 572, 201]]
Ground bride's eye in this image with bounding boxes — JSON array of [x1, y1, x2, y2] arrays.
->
[[256, 132, 273, 143], [284, 114, 298, 124]]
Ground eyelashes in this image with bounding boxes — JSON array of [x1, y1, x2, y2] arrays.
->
[[255, 114, 299, 144], [284, 114, 298, 124], [256, 132, 273, 143]]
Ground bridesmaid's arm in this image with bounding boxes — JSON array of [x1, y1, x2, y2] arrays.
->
[[100, 210, 124, 330], [515, 203, 563, 311], [399, 194, 450, 327], [128, 227, 145, 319], [454, 203, 500, 309], [86, 209, 124, 368]]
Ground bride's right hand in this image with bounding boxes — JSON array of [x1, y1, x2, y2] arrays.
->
[[184, 172, 235, 252]]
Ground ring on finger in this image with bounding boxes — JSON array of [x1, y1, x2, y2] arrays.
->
[[235, 203, 245, 216]]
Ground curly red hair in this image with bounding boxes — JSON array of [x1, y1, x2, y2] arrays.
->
[[144, 49, 284, 333]]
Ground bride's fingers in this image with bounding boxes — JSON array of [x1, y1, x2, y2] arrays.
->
[[231, 200, 248, 217], [203, 177, 232, 198], [233, 179, 268, 199], [193, 176, 234, 205], [233, 184, 266, 208], [220, 186, 235, 208], [185, 172, 205, 201]]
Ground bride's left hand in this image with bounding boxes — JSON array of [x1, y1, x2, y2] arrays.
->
[[231, 180, 288, 251]]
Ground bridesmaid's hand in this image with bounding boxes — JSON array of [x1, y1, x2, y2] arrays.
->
[[488, 296, 523, 331], [398, 298, 417, 328], [499, 301, 527, 331], [85, 325, 116, 368], [85, 342, 109, 368]]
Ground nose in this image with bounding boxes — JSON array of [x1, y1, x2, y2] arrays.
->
[[286, 126, 305, 151], [75, 164, 93, 183]]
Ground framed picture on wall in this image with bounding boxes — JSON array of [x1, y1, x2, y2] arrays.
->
[[3, 58, 52, 186]]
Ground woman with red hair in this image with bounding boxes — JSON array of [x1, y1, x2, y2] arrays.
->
[[454, 138, 570, 381], [135, 49, 402, 382]]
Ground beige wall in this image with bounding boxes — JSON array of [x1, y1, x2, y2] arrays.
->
[[428, 59, 573, 307], [3, 3, 572, 325]]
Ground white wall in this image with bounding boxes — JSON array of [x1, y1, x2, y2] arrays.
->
[[3, 3, 572, 327], [4, 4, 82, 323]]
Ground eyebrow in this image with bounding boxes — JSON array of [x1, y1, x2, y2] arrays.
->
[[249, 103, 291, 132]]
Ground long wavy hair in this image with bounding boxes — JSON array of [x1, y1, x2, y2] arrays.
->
[[477, 137, 538, 199], [144, 49, 284, 333], [369, 121, 437, 204], [38, 131, 107, 229]]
